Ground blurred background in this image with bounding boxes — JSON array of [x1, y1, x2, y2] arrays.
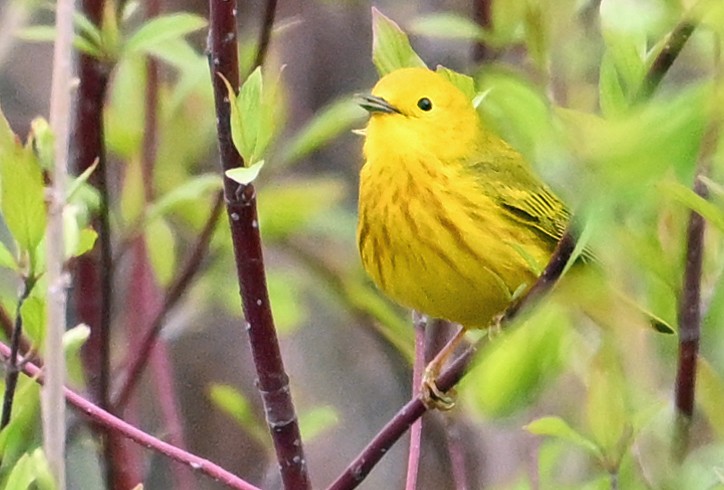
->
[[1, 0, 723, 489]]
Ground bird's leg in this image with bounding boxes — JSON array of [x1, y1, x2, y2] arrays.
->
[[421, 326, 466, 411]]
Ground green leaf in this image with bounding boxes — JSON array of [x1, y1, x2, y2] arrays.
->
[[599, 51, 628, 117], [124, 13, 207, 55], [5, 449, 54, 490], [0, 241, 17, 271], [0, 103, 17, 152], [225, 160, 265, 185], [0, 377, 41, 463], [267, 271, 307, 335], [236, 67, 263, 162], [435, 65, 476, 100], [697, 358, 724, 439], [146, 173, 221, 222], [144, 217, 176, 287], [463, 304, 570, 417], [525, 416, 601, 457], [67, 159, 98, 202], [371, 7, 426, 75], [279, 98, 366, 166], [599, 30, 645, 101], [409, 13, 488, 41], [16, 25, 57, 42], [341, 278, 414, 363], [208, 384, 268, 447], [299, 406, 339, 441], [257, 177, 346, 241], [65, 323, 90, 386], [21, 295, 46, 347], [63, 323, 90, 351], [660, 180, 724, 232], [476, 70, 561, 164], [106, 56, 146, 158], [585, 350, 629, 462], [73, 228, 98, 258], [0, 146, 47, 264], [143, 37, 202, 70]]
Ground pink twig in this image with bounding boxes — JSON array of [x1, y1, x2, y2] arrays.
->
[[0, 341, 261, 490]]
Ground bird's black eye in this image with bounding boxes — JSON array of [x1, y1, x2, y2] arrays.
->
[[417, 97, 432, 111]]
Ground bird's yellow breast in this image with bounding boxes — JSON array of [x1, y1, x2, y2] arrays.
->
[[357, 147, 551, 329]]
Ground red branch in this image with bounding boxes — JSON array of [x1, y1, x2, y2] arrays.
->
[[207, 1, 311, 488]]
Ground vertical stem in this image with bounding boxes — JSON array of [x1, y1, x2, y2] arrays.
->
[[405, 312, 426, 490], [1, 278, 35, 429], [44, 0, 74, 486], [472, 0, 493, 62], [74, 0, 112, 412], [72, 0, 118, 486], [443, 417, 469, 490], [208, 2, 311, 488], [254, 0, 278, 70], [673, 172, 707, 459]]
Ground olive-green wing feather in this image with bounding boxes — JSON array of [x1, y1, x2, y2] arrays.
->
[[466, 150, 673, 333], [467, 150, 570, 247]]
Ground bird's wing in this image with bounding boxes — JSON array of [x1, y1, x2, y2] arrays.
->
[[467, 152, 570, 245]]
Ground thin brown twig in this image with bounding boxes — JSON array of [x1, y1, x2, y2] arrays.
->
[[254, 0, 278, 70]]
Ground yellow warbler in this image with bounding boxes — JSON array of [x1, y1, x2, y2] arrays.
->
[[356, 67, 572, 407], [356, 67, 671, 407], [358, 67, 568, 329]]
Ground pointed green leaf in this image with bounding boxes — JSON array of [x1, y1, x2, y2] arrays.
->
[[5, 452, 42, 490], [257, 177, 346, 241], [21, 295, 46, 346], [0, 103, 16, 152], [299, 406, 339, 441], [0, 241, 17, 271], [697, 358, 724, 438], [371, 7, 426, 75], [144, 37, 201, 70], [144, 217, 176, 287], [124, 13, 207, 55], [225, 160, 265, 185], [280, 98, 366, 166], [146, 173, 221, 222], [585, 355, 629, 461], [65, 323, 90, 386], [410, 13, 488, 41], [67, 159, 98, 201], [208, 384, 269, 447], [525, 416, 601, 457], [435, 65, 476, 100], [661, 180, 724, 232], [267, 271, 307, 335], [0, 146, 47, 261], [73, 228, 98, 258], [236, 67, 263, 162]]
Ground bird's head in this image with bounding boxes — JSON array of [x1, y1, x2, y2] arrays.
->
[[358, 67, 481, 164]]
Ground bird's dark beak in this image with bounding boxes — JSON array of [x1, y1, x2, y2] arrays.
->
[[356, 94, 400, 114]]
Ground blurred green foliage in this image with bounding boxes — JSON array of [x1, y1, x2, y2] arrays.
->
[[0, 0, 723, 488]]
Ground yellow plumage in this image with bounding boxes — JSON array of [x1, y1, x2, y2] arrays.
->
[[357, 67, 568, 329]]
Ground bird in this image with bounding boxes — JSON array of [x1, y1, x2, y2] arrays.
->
[[356, 66, 578, 409]]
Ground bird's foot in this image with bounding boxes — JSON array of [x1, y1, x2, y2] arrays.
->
[[421, 364, 457, 411]]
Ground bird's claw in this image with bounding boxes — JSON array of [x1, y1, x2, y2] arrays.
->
[[421, 366, 456, 411]]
